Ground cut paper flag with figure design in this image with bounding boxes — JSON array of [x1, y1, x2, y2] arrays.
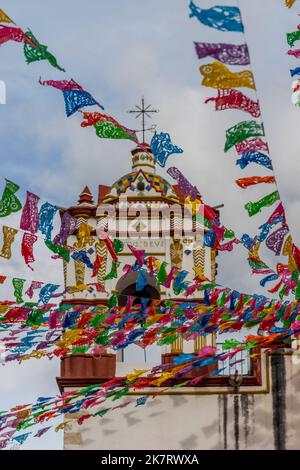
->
[[287, 31, 300, 48], [25, 281, 43, 299], [38, 202, 58, 240], [94, 120, 137, 143], [224, 121, 265, 152], [235, 138, 269, 155], [97, 230, 118, 262], [265, 224, 289, 256], [44, 239, 70, 262], [0, 226, 18, 260], [189, 2, 244, 32], [0, 26, 37, 47], [12, 278, 25, 304], [200, 62, 255, 90], [285, 0, 296, 7], [38, 283, 59, 305], [39, 78, 103, 117], [24, 31, 65, 71], [292, 80, 300, 94], [53, 212, 76, 246], [291, 80, 300, 106], [235, 176, 275, 189], [0, 179, 22, 217], [136, 269, 148, 291], [21, 233, 38, 270], [80, 111, 138, 143], [194, 42, 250, 66], [13, 433, 31, 445], [236, 151, 273, 170], [257, 202, 285, 242], [92, 255, 103, 277], [113, 239, 124, 255], [283, 235, 298, 273], [0, 9, 15, 24], [71, 251, 94, 269], [64, 91, 103, 117], [290, 67, 300, 77], [20, 192, 40, 234], [128, 244, 145, 267], [244, 191, 280, 217], [167, 167, 199, 201], [39, 78, 83, 91], [104, 261, 120, 281], [205, 89, 261, 118], [173, 270, 189, 294], [287, 49, 300, 59], [150, 132, 183, 167]]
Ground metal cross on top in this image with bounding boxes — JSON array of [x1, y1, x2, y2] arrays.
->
[[127, 97, 159, 143]]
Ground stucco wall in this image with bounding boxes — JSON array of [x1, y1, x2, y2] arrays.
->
[[63, 353, 300, 450]]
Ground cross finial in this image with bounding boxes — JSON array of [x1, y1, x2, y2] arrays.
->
[[127, 97, 159, 143]]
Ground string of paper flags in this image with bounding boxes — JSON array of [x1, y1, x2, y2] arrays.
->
[[283, 0, 300, 105], [188, 1, 300, 299], [0, 175, 299, 301], [0, 5, 297, 300]]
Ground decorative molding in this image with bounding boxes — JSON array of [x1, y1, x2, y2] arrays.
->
[[170, 239, 183, 271], [63, 259, 67, 287], [67, 207, 97, 218], [194, 336, 206, 353], [56, 349, 269, 395], [193, 244, 205, 277], [170, 336, 183, 354], [60, 298, 108, 306], [74, 260, 85, 286], [96, 240, 107, 288], [211, 248, 217, 282]]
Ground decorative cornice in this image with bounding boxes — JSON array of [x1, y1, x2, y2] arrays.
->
[[60, 298, 109, 306], [67, 206, 97, 218], [56, 348, 264, 393]]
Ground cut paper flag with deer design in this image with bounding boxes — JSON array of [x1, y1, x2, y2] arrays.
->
[[205, 89, 261, 117]]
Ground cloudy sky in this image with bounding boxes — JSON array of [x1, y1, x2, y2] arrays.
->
[[0, 0, 299, 449]]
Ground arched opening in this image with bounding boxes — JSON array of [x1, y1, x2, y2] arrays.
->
[[116, 271, 161, 362], [116, 271, 160, 306]]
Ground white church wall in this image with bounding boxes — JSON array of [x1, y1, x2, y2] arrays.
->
[[63, 354, 300, 450]]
